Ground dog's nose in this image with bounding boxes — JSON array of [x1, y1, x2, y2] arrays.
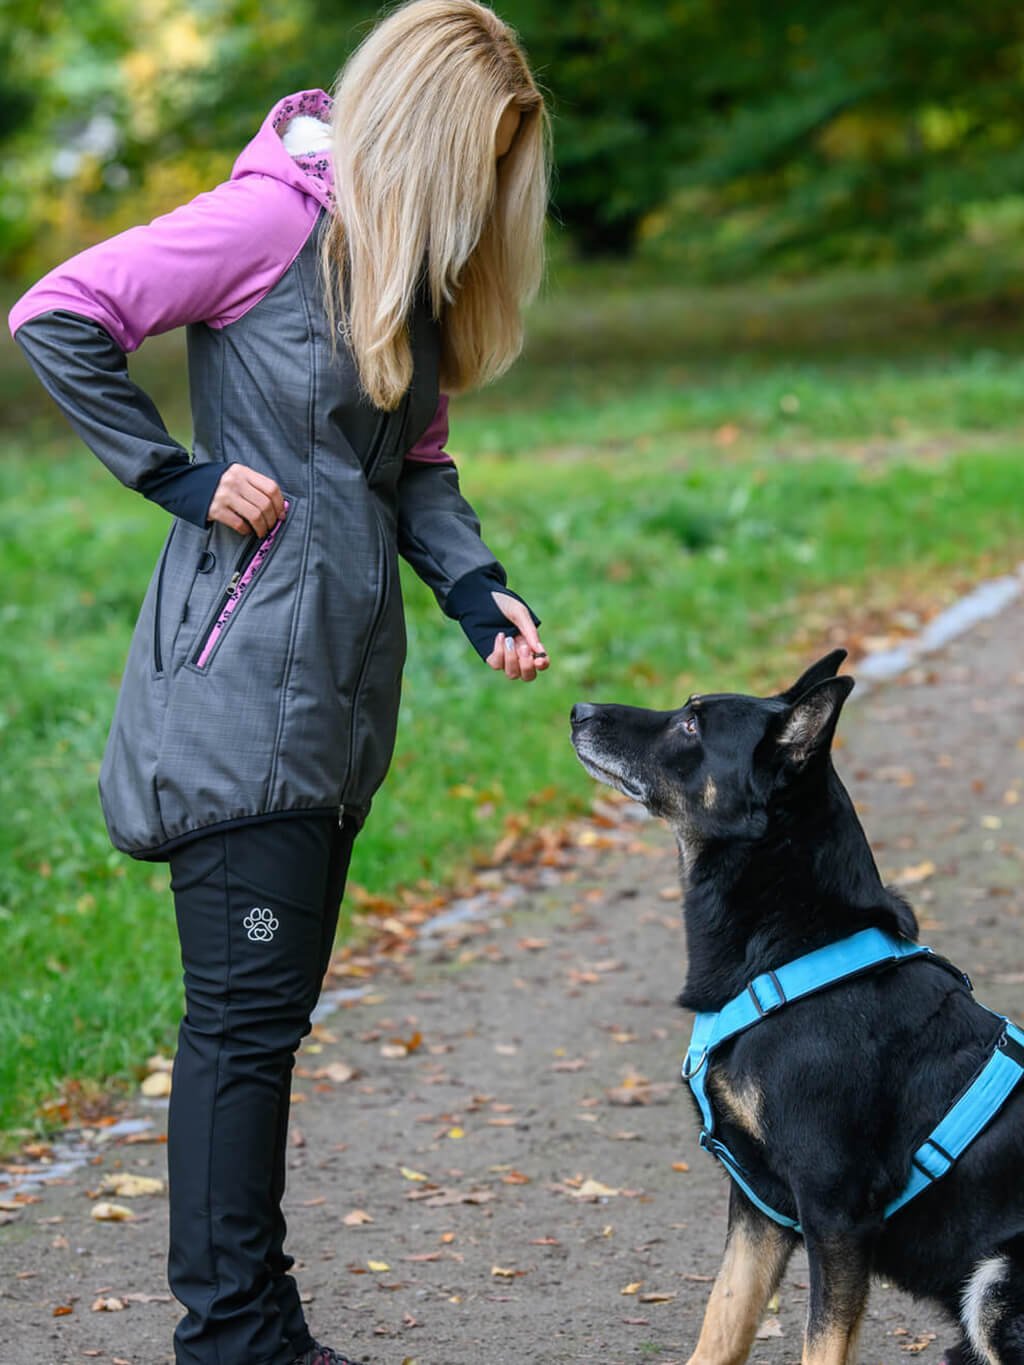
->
[[571, 702, 599, 727]]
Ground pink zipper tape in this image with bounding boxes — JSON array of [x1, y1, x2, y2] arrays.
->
[[195, 499, 290, 670]]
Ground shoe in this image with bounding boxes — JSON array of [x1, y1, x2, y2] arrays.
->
[[294, 1346, 365, 1365]]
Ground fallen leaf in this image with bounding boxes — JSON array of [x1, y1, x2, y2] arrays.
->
[[638, 1291, 676, 1304], [91, 1296, 127, 1312], [621, 1282, 642, 1295], [491, 1265, 526, 1278], [400, 1166, 429, 1182], [99, 1173, 164, 1198], [419, 1188, 493, 1208], [899, 1332, 938, 1355], [447, 1127, 464, 1140], [140, 1072, 172, 1098], [671, 1161, 690, 1173], [368, 1260, 391, 1272], [91, 1202, 135, 1222], [52, 1305, 74, 1317], [892, 860, 935, 886], [343, 1209, 374, 1226], [551, 1057, 587, 1072], [313, 1062, 357, 1084], [571, 1178, 620, 1200], [756, 1316, 783, 1339]]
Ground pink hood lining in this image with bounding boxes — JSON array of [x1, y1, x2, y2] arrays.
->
[[233, 89, 336, 211]]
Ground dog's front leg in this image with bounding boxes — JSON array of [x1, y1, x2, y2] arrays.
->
[[686, 1188, 797, 1365], [801, 1232, 871, 1365]]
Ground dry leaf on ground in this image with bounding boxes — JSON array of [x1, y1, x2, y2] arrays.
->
[[570, 1178, 620, 1200], [99, 1173, 164, 1198], [90, 1202, 135, 1222], [140, 1072, 172, 1098]]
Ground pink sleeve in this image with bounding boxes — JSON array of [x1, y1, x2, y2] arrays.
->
[[406, 394, 455, 465], [8, 174, 319, 352]]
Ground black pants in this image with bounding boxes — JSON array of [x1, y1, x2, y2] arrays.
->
[[167, 813, 356, 1365]]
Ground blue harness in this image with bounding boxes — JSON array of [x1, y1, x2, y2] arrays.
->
[[682, 926, 1024, 1232]]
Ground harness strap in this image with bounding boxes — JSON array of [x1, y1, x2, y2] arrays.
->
[[682, 928, 1024, 1231], [683, 927, 933, 1137], [883, 1020, 1024, 1218], [700, 1133, 803, 1231]]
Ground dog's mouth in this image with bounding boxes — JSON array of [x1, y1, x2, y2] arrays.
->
[[573, 746, 646, 803]]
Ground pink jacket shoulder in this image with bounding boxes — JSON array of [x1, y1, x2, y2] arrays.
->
[[7, 173, 319, 351]]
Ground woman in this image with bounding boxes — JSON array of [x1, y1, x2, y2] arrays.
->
[[9, 3, 549, 1362]]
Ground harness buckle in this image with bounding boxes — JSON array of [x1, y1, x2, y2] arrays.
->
[[747, 969, 787, 1016], [911, 1137, 955, 1184]]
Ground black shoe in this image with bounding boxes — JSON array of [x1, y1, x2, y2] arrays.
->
[[295, 1346, 365, 1365]]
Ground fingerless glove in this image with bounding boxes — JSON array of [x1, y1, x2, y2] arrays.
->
[[444, 563, 541, 661]]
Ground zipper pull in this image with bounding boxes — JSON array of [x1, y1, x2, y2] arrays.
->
[[227, 570, 242, 596]]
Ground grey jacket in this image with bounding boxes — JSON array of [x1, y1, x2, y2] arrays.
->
[[9, 89, 501, 858]]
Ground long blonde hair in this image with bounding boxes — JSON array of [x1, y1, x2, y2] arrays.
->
[[321, 0, 549, 411]]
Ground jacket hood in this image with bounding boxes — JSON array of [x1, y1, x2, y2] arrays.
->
[[231, 89, 335, 212]]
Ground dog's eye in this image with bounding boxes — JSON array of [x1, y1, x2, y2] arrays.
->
[[682, 714, 699, 737]]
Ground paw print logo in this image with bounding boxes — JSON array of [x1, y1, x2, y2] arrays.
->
[[244, 906, 279, 943]]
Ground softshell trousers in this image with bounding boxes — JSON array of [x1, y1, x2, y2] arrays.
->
[[166, 813, 356, 1365]]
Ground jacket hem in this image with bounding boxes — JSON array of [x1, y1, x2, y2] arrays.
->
[[122, 804, 363, 862]]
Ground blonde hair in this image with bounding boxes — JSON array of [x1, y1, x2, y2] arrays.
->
[[321, 0, 549, 410]]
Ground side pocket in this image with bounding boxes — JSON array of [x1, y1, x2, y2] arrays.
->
[[152, 521, 178, 675], [190, 496, 294, 672]]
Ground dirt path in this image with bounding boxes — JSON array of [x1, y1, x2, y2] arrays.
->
[[2, 606, 1022, 1365]]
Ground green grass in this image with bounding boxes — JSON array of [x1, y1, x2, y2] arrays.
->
[[2, 260, 1024, 1139]]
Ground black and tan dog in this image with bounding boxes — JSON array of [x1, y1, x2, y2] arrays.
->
[[570, 651, 1024, 1365]]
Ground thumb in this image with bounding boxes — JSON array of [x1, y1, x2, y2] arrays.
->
[[492, 592, 543, 654]]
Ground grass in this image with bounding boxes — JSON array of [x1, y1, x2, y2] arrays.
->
[[2, 260, 1024, 1139]]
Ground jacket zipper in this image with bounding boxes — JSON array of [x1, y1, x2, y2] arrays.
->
[[192, 500, 291, 670], [340, 393, 409, 797], [152, 522, 178, 674]]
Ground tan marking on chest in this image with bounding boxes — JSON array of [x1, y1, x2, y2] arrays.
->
[[709, 1070, 765, 1142]]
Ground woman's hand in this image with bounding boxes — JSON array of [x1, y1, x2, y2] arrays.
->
[[485, 591, 550, 682], [208, 463, 285, 537]]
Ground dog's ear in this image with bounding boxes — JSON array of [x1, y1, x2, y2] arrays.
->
[[775, 674, 855, 767], [778, 649, 848, 704]]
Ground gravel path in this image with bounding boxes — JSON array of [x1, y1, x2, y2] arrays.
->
[[2, 605, 1022, 1365]]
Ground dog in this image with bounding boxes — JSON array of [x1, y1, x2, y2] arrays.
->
[[570, 650, 1024, 1365]]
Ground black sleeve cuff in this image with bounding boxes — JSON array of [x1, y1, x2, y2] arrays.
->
[[136, 458, 231, 528], [444, 563, 542, 660]]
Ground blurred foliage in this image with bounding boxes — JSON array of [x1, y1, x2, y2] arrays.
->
[[2, 0, 1024, 272]]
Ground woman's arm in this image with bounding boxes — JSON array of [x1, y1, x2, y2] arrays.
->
[[9, 175, 317, 528], [399, 396, 547, 680]]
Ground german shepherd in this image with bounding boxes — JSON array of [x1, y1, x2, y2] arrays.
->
[[570, 651, 1024, 1365]]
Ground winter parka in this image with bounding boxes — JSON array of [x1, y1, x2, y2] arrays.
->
[[9, 90, 502, 859]]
